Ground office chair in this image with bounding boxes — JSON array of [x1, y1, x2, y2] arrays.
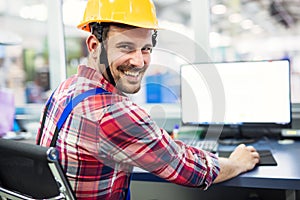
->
[[0, 138, 76, 200]]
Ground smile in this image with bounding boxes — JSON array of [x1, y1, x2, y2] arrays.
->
[[123, 70, 140, 77]]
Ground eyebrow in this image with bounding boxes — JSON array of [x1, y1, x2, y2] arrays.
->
[[115, 41, 134, 46], [115, 41, 153, 48]]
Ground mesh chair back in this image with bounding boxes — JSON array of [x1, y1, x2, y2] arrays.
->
[[0, 138, 75, 200]]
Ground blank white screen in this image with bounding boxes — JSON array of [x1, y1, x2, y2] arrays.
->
[[181, 60, 291, 125]]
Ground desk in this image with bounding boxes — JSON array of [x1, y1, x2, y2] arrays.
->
[[132, 139, 300, 200]]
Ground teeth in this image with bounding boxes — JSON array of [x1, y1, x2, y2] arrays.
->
[[124, 70, 139, 77]]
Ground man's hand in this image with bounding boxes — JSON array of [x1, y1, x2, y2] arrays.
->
[[213, 144, 260, 183], [229, 144, 260, 172]]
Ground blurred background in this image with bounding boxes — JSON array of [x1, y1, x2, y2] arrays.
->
[[1, 0, 300, 132]]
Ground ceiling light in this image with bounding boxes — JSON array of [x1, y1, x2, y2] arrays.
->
[[19, 4, 47, 21], [251, 25, 263, 34], [228, 13, 242, 23], [211, 4, 227, 15], [240, 19, 254, 30]]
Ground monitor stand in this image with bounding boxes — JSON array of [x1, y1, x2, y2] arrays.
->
[[218, 125, 258, 145]]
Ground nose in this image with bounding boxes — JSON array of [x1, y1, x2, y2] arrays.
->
[[129, 49, 145, 67]]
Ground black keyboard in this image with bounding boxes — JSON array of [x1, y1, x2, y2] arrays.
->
[[181, 139, 219, 153]]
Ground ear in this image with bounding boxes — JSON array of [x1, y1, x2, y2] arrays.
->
[[86, 34, 99, 53]]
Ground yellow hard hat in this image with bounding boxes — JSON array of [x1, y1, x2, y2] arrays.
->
[[77, 0, 159, 32]]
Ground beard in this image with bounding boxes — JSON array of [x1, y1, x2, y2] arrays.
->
[[111, 64, 147, 94]]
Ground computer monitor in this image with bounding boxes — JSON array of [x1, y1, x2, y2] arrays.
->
[[180, 60, 291, 138]]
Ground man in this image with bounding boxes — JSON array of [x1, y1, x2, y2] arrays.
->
[[37, 0, 259, 199]]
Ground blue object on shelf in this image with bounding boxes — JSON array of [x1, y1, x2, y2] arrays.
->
[[145, 73, 179, 103]]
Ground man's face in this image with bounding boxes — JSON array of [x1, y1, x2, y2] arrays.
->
[[105, 25, 153, 94]]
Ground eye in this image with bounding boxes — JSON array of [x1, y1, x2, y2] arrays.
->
[[120, 45, 131, 50], [117, 43, 135, 53], [141, 46, 152, 53]]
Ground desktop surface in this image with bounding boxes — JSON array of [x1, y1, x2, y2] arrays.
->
[[133, 138, 300, 190], [218, 138, 300, 190]]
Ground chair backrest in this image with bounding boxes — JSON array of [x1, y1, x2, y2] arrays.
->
[[0, 138, 76, 200]]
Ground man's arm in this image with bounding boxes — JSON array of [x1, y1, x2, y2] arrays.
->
[[213, 144, 260, 183]]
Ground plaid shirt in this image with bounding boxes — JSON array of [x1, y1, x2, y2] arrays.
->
[[37, 65, 220, 199]]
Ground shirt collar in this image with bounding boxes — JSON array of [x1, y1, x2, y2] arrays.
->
[[77, 65, 121, 94]]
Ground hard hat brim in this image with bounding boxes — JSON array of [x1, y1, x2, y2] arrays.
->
[[77, 20, 160, 32]]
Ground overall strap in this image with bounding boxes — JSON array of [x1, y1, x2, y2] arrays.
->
[[125, 173, 132, 200], [36, 90, 56, 145], [37, 88, 109, 146], [50, 88, 109, 147]]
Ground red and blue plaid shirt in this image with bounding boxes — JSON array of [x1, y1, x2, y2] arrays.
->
[[37, 65, 220, 199]]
